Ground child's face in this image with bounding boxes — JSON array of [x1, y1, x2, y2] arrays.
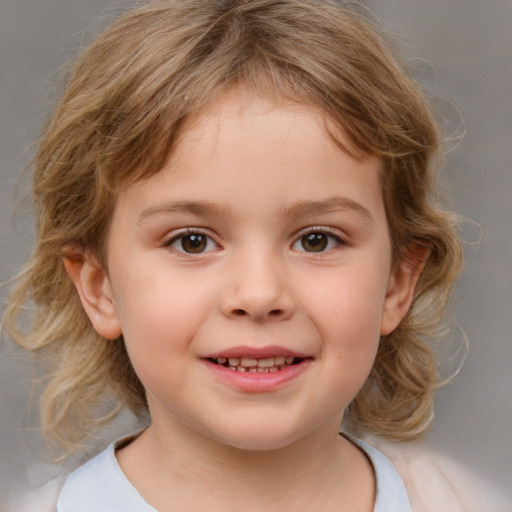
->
[[74, 90, 418, 450]]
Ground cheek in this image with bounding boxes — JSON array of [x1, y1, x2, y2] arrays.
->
[[110, 266, 216, 373], [298, 265, 386, 392], [113, 256, 213, 324], [304, 268, 387, 341]]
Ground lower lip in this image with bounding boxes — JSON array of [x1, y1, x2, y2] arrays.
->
[[202, 359, 312, 392]]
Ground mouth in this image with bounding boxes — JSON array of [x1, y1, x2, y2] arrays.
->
[[202, 347, 312, 391], [206, 355, 304, 373]]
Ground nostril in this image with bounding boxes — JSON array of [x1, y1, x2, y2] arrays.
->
[[231, 308, 283, 318]]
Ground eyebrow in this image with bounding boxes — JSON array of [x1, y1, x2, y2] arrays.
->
[[138, 196, 372, 224], [282, 196, 373, 222], [138, 200, 231, 223]]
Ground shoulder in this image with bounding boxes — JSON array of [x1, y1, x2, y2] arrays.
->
[[367, 436, 510, 512], [56, 438, 156, 512], [56, 442, 117, 511], [350, 436, 412, 512]]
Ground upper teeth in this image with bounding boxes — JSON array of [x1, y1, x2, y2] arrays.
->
[[217, 356, 295, 368]]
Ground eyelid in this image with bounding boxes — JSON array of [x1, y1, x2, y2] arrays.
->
[[162, 228, 220, 253], [291, 226, 348, 252]]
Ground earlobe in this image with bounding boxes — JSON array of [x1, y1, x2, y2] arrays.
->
[[62, 250, 122, 340], [380, 246, 429, 336]]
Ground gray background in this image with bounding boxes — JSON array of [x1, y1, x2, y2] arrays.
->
[[1, 0, 511, 507]]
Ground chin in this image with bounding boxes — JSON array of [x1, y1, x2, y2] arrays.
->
[[205, 419, 315, 453], [218, 436, 300, 453]]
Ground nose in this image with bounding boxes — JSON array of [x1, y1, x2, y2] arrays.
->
[[220, 249, 295, 322]]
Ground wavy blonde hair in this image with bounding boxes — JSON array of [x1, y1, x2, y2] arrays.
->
[[3, 0, 462, 455]]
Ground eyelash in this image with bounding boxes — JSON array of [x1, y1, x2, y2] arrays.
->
[[291, 227, 348, 253], [163, 229, 219, 254]]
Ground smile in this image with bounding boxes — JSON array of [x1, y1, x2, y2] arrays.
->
[[208, 356, 300, 373], [202, 348, 312, 392]]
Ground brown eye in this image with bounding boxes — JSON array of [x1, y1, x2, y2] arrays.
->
[[301, 233, 328, 252], [181, 234, 207, 253], [167, 232, 217, 254], [292, 230, 344, 253]]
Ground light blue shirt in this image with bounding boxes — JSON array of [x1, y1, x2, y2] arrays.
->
[[57, 435, 412, 512]]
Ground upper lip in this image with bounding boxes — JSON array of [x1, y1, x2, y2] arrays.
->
[[203, 345, 311, 360]]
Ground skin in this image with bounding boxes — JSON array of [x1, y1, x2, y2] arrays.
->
[[65, 89, 425, 511]]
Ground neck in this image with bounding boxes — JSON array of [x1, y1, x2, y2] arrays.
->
[[117, 416, 375, 512]]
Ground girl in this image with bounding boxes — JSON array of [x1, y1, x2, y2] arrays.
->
[[3, 0, 466, 510]]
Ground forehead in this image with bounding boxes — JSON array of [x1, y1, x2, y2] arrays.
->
[[178, 88, 365, 159], [114, 89, 385, 226]]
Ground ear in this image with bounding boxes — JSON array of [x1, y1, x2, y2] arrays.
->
[[380, 246, 429, 336], [62, 249, 122, 340]]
